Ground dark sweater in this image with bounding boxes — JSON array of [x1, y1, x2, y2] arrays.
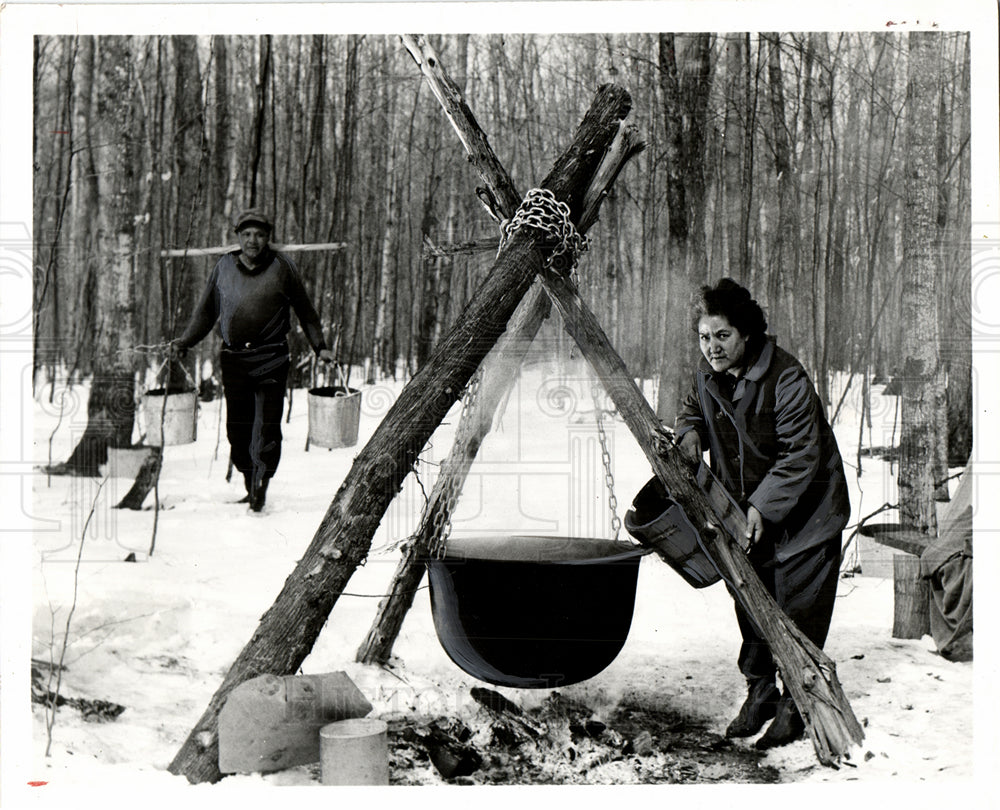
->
[[177, 249, 327, 353]]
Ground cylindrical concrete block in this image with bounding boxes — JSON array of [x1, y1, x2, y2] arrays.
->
[[320, 718, 389, 785]]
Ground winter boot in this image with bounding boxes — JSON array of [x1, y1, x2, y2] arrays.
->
[[754, 690, 805, 749], [236, 472, 253, 504], [250, 477, 269, 513], [725, 678, 780, 738]]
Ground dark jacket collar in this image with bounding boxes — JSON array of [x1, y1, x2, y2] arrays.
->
[[696, 336, 775, 383]]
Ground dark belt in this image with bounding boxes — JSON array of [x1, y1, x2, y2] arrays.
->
[[222, 340, 287, 354]]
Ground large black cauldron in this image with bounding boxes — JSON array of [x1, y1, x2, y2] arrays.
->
[[426, 535, 644, 689]]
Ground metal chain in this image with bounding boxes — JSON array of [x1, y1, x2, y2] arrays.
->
[[591, 383, 621, 541], [498, 188, 589, 274], [428, 367, 484, 558]]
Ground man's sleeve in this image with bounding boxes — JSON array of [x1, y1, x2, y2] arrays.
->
[[746, 365, 822, 524], [283, 257, 328, 354], [176, 263, 221, 348]]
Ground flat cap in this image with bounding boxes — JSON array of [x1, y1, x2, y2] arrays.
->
[[234, 208, 273, 233]]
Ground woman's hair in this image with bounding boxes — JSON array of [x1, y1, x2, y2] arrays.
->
[[691, 278, 768, 340]]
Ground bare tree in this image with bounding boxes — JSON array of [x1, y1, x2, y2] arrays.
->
[[655, 33, 714, 424], [59, 37, 140, 475], [899, 31, 946, 533]]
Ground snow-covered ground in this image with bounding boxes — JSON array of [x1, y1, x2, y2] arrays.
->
[[6, 348, 986, 807]]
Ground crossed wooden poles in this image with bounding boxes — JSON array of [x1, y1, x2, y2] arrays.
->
[[168, 35, 862, 784]]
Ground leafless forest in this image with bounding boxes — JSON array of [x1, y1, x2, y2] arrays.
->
[[32, 32, 971, 529]]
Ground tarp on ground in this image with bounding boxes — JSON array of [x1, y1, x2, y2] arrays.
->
[[920, 464, 973, 662]]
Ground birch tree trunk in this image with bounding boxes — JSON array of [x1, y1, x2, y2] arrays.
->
[[899, 32, 944, 534]]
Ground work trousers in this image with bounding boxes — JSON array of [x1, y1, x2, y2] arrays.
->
[[220, 342, 290, 493], [733, 532, 842, 683]]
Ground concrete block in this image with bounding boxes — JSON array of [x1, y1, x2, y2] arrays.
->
[[218, 672, 372, 774]]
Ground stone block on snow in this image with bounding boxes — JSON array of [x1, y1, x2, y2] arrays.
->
[[218, 672, 372, 774]]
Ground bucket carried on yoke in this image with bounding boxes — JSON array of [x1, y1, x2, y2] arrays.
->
[[142, 369, 198, 447], [307, 362, 361, 449]]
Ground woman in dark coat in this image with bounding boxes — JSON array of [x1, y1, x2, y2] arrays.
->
[[674, 279, 850, 749]]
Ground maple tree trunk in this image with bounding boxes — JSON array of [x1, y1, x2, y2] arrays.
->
[[892, 555, 931, 639]]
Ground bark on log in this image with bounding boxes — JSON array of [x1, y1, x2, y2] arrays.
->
[[168, 82, 635, 784], [539, 269, 864, 766], [892, 554, 931, 639], [422, 235, 499, 258], [859, 523, 931, 557], [356, 35, 644, 666], [401, 35, 521, 222]]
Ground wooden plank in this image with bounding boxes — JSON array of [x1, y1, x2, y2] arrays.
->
[[159, 241, 347, 258], [858, 524, 930, 557]]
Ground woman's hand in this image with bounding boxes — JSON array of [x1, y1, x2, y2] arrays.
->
[[168, 339, 187, 360], [676, 430, 702, 467], [745, 505, 765, 546]]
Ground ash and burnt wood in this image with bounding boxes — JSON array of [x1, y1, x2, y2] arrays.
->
[[358, 38, 643, 665], [168, 82, 635, 784], [539, 269, 864, 766]]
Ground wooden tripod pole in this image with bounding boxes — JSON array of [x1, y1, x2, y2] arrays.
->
[[540, 270, 864, 766], [399, 33, 862, 767], [168, 82, 637, 784], [357, 35, 644, 664]]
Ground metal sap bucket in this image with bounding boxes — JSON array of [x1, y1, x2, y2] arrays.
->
[[143, 388, 198, 446], [625, 476, 721, 588], [624, 463, 747, 589], [320, 718, 389, 785], [307, 386, 361, 449]]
